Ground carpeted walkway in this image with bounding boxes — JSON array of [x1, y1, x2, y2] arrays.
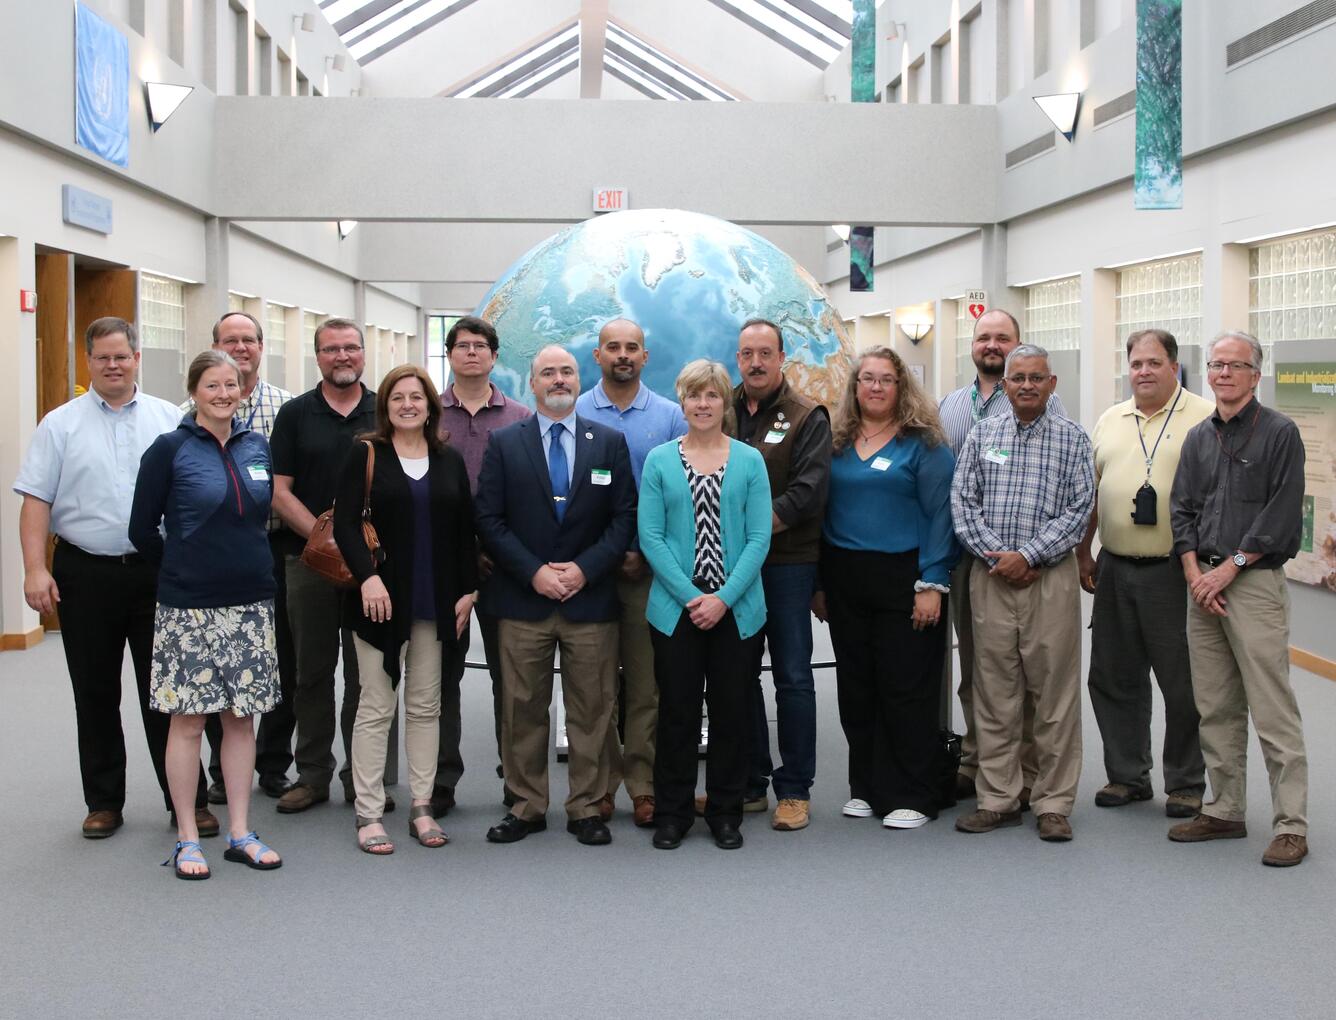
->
[[1, 612, 1332, 1019]]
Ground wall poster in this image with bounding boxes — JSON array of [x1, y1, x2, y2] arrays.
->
[[849, 0, 874, 291], [1134, 0, 1182, 210], [1275, 361, 1336, 591]]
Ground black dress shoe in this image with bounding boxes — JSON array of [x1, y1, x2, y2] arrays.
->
[[258, 774, 293, 799], [430, 786, 456, 818], [652, 822, 686, 849], [486, 813, 547, 844], [710, 821, 743, 850], [566, 816, 612, 846], [206, 780, 227, 805]]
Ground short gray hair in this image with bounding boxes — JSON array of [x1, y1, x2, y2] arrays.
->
[[1003, 344, 1050, 375], [1206, 330, 1264, 372]]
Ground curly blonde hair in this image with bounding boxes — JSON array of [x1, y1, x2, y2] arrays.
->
[[831, 346, 946, 451]]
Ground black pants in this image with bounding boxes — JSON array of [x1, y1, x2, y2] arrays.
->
[[651, 609, 759, 829], [52, 542, 206, 813], [436, 608, 497, 789], [822, 543, 947, 818], [206, 533, 295, 783]]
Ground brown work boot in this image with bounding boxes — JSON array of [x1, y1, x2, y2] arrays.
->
[[597, 793, 615, 822], [1094, 782, 1153, 808], [1037, 813, 1073, 842], [955, 808, 1023, 833], [633, 795, 655, 827], [81, 810, 124, 839], [1167, 814, 1247, 842], [195, 807, 220, 838], [276, 783, 330, 814], [771, 798, 810, 831], [1164, 789, 1202, 819], [1261, 833, 1308, 868]]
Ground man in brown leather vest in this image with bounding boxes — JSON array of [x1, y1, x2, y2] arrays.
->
[[731, 318, 832, 831]]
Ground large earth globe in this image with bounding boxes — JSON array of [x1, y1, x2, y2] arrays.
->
[[475, 208, 854, 408]]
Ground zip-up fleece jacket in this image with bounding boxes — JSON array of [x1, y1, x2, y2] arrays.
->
[[129, 415, 276, 609]]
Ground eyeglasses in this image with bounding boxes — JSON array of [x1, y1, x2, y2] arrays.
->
[[1205, 360, 1257, 373], [450, 342, 493, 354], [856, 373, 898, 389], [1006, 373, 1051, 386], [317, 344, 364, 357], [91, 354, 134, 366]]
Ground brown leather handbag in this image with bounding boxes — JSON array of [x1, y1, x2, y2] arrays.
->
[[299, 440, 381, 589]]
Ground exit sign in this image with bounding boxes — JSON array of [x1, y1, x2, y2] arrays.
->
[[593, 187, 628, 213]]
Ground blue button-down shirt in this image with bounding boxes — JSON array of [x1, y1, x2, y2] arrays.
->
[[535, 411, 576, 487], [14, 386, 184, 555], [575, 381, 687, 489]]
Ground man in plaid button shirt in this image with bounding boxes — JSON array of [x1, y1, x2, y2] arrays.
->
[[182, 312, 295, 803], [950, 344, 1094, 843]]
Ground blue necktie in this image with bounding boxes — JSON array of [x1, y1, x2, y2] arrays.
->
[[548, 421, 569, 522]]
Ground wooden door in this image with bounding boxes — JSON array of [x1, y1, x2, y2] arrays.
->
[[34, 253, 76, 631], [73, 267, 138, 393]]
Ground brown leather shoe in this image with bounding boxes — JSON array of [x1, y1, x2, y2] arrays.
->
[[1165, 789, 1202, 819], [1168, 813, 1246, 842], [1094, 782, 1153, 808], [277, 783, 330, 814], [1262, 833, 1308, 867], [955, 808, 1023, 833], [81, 810, 123, 839], [195, 807, 220, 838], [1037, 812, 1073, 842], [771, 798, 810, 830], [597, 793, 615, 822], [632, 795, 655, 827]]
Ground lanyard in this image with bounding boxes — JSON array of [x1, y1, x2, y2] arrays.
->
[[1134, 389, 1181, 479], [241, 389, 260, 431], [1211, 401, 1263, 464], [969, 381, 1002, 424]]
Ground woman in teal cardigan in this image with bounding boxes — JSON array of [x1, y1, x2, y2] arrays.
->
[[638, 359, 771, 850]]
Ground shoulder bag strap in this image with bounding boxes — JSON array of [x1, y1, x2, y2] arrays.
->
[[362, 440, 375, 518]]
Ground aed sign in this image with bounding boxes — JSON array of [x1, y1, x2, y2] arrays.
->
[[965, 290, 988, 320], [592, 187, 628, 213]]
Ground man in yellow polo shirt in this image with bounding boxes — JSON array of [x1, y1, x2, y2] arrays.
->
[[1076, 329, 1214, 819]]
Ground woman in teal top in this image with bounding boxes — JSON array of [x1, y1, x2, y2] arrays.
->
[[817, 346, 958, 831], [638, 359, 771, 850]]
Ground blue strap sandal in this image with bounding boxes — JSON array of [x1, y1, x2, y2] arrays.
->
[[162, 840, 210, 881], [223, 831, 282, 871]]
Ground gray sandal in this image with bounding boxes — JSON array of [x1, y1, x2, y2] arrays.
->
[[356, 815, 394, 856], [408, 804, 448, 847]]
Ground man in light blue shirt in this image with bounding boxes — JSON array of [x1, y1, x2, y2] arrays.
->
[[575, 319, 687, 826], [14, 316, 212, 839]]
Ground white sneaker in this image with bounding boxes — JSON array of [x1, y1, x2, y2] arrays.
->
[[842, 798, 874, 818], [883, 809, 929, 829]]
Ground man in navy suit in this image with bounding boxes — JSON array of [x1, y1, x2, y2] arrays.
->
[[475, 345, 637, 845]]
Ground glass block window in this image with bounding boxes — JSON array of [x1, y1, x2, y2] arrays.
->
[[140, 273, 185, 353], [1249, 229, 1336, 374], [264, 302, 289, 359], [955, 301, 975, 388], [302, 310, 322, 390], [1024, 277, 1081, 352], [1115, 253, 1202, 390], [227, 292, 246, 313]]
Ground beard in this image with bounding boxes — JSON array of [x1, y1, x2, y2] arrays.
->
[[326, 366, 361, 388], [545, 391, 575, 413]]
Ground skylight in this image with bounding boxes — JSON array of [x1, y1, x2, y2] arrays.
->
[[704, 0, 851, 68]]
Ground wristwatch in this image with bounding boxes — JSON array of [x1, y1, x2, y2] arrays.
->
[[1232, 552, 1247, 568]]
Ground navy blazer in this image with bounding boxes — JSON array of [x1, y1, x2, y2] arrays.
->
[[475, 413, 637, 622]]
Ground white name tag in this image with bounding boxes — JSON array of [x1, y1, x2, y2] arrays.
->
[[871, 456, 892, 471], [764, 430, 786, 444], [590, 468, 611, 486], [983, 447, 1010, 465], [247, 464, 270, 481]]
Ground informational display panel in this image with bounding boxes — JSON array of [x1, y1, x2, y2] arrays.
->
[[1275, 359, 1336, 591]]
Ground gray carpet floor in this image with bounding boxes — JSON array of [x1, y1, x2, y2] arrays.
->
[[1, 611, 1333, 1020]]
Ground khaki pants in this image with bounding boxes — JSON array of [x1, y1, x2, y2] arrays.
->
[[500, 614, 618, 822], [970, 556, 1082, 817], [1186, 565, 1307, 836], [604, 573, 658, 800], [950, 553, 1037, 785], [350, 622, 441, 821]]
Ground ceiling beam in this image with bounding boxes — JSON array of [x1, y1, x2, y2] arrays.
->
[[579, 0, 610, 98]]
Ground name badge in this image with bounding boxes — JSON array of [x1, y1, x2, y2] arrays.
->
[[247, 464, 270, 481], [590, 468, 611, 486], [764, 430, 786, 444], [871, 456, 892, 471], [983, 447, 1010, 465]]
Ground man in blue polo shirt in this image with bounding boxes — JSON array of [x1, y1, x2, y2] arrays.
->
[[575, 318, 687, 826]]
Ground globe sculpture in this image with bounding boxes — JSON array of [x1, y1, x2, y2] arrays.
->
[[475, 208, 855, 408]]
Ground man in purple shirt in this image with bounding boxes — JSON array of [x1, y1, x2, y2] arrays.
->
[[433, 315, 530, 816]]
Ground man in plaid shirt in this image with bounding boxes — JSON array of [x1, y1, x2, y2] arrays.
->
[[182, 312, 294, 803], [950, 344, 1094, 843]]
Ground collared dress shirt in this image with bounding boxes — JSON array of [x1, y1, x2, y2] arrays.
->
[[940, 379, 1067, 455], [439, 382, 531, 493], [951, 409, 1095, 568], [535, 411, 576, 487], [575, 380, 687, 488], [14, 386, 183, 556]]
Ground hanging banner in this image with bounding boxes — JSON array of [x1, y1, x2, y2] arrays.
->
[[75, 3, 130, 168], [1275, 360, 1336, 591], [849, 0, 874, 289], [850, 226, 874, 292], [1134, 0, 1182, 210]]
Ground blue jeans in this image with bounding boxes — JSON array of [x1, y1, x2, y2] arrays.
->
[[747, 562, 818, 800]]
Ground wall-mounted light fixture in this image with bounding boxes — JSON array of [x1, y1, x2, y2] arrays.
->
[[294, 13, 315, 33], [326, 54, 347, 73], [885, 22, 907, 40], [900, 321, 932, 343], [144, 82, 194, 131], [1033, 92, 1082, 142], [831, 224, 851, 242], [337, 220, 358, 239]]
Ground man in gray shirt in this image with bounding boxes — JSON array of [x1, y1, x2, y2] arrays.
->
[[1169, 330, 1308, 867]]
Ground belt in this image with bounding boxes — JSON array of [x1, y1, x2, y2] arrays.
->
[[1106, 552, 1172, 565], [56, 538, 144, 565]]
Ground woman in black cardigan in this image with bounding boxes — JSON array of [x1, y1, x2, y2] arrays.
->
[[334, 364, 477, 855]]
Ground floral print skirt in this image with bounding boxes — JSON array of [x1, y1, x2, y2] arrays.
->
[[149, 600, 280, 717]]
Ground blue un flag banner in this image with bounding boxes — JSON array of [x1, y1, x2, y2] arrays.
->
[[75, 2, 129, 168]]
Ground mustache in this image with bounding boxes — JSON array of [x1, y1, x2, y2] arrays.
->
[[747, 367, 767, 376]]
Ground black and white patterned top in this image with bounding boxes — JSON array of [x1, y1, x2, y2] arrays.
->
[[680, 444, 725, 592]]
